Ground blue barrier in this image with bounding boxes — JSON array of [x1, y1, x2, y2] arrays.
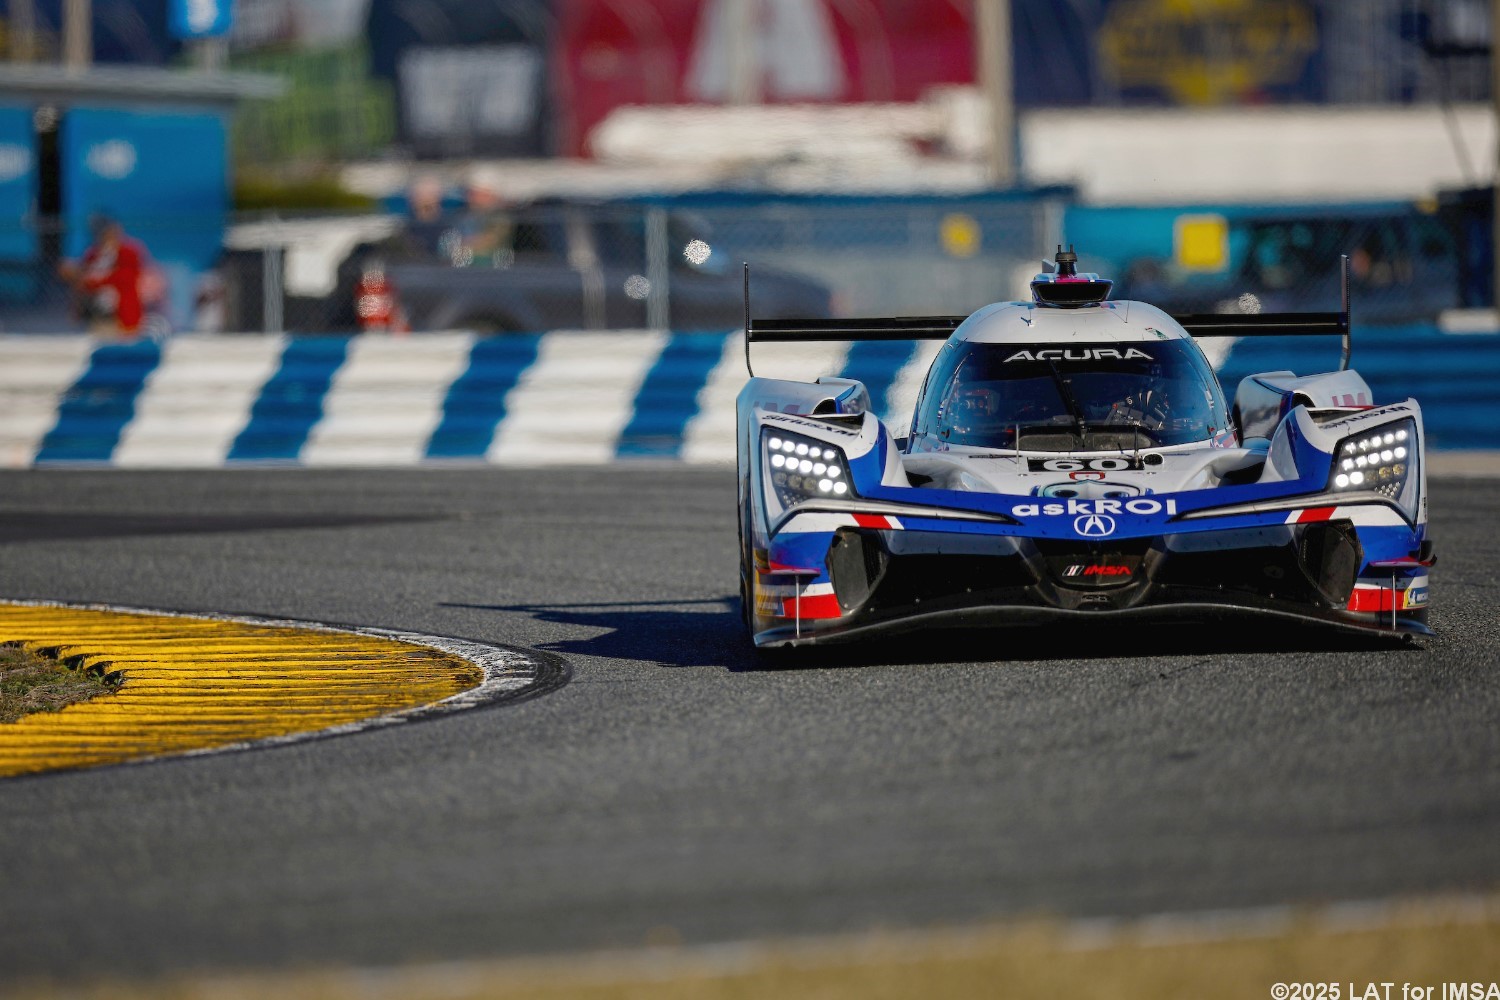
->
[[35, 341, 161, 462], [227, 337, 350, 461], [617, 333, 726, 459], [426, 334, 543, 459], [1219, 324, 1500, 451], [5, 322, 1497, 467], [839, 339, 920, 423]]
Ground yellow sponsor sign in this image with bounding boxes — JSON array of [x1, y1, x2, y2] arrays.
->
[[1174, 213, 1230, 272], [1098, 0, 1317, 105], [940, 213, 982, 259]]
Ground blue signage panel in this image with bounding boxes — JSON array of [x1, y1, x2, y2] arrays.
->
[[61, 108, 228, 326], [169, 0, 233, 39], [0, 106, 36, 264]]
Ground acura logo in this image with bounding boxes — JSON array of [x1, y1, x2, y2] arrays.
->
[[1074, 514, 1116, 537]]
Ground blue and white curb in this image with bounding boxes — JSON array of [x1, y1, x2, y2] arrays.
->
[[2, 324, 1497, 467]]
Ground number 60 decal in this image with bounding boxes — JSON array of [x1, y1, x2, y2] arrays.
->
[[1029, 457, 1140, 472]]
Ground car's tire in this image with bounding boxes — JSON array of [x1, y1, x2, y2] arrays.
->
[[740, 554, 758, 634], [737, 504, 754, 635], [737, 468, 756, 636]]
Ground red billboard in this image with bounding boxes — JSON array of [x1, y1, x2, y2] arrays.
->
[[554, 0, 975, 155]]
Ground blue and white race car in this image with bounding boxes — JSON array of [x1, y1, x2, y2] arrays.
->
[[736, 248, 1433, 647]]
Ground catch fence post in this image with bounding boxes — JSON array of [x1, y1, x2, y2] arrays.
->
[[646, 205, 670, 331], [263, 212, 283, 334]]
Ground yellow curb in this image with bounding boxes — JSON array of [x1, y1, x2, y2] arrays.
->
[[0, 603, 484, 777]]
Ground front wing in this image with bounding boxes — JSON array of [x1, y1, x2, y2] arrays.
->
[[748, 502, 1431, 647]]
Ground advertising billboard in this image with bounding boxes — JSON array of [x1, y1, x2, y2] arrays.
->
[[0, 107, 36, 265], [61, 108, 228, 325], [366, 0, 551, 157]]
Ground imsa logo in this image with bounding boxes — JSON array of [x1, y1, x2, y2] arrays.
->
[[1064, 564, 1132, 578]]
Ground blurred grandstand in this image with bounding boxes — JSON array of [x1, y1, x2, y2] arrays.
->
[[0, 0, 1495, 333]]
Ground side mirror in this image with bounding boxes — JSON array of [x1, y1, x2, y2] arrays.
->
[[1231, 371, 1297, 444]]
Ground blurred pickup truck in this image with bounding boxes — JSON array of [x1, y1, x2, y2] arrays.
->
[[254, 202, 831, 334]]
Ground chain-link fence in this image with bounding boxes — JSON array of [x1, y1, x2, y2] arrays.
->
[[1098, 208, 1473, 323], [0, 194, 1483, 337], [0, 197, 1066, 336]]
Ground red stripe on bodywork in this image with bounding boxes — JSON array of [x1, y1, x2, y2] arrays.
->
[[851, 514, 891, 529], [781, 593, 843, 619], [1296, 507, 1336, 524], [767, 561, 820, 575], [1347, 587, 1398, 612]]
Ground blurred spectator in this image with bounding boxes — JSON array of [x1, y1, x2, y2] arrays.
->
[[58, 214, 149, 338], [193, 271, 227, 334], [405, 174, 450, 257], [455, 172, 515, 266]]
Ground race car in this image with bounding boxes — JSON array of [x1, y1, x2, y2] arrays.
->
[[736, 247, 1433, 647]]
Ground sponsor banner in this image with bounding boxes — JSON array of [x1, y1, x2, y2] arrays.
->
[[550, 0, 1484, 156], [366, 0, 549, 157], [61, 109, 226, 263], [0, 106, 36, 265], [61, 109, 227, 329], [554, 0, 973, 155]]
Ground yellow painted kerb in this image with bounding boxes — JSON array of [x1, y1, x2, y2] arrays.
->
[[0, 603, 483, 777]]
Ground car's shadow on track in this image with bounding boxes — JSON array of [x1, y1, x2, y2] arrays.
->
[[443, 598, 763, 670], [442, 598, 1414, 671]]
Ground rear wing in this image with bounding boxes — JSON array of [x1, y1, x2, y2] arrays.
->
[[742, 257, 1353, 374]]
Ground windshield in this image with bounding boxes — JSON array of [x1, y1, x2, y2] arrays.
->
[[911, 339, 1228, 452]]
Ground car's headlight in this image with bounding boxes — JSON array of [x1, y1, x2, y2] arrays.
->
[[1329, 418, 1415, 500], [764, 428, 853, 507]]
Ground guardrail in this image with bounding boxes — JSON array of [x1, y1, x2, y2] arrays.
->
[[2, 324, 1497, 468]]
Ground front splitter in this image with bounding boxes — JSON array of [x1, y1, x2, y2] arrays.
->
[[754, 598, 1432, 648]]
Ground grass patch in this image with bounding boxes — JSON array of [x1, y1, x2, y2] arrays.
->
[[0, 642, 117, 724]]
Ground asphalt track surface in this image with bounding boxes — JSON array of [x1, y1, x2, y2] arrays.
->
[[0, 467, 1497, 983]]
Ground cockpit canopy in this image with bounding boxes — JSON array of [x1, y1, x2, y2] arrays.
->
[[910, 338, 1230, 453]]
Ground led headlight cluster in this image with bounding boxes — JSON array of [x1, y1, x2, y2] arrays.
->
[[764, 429, 852, 508], [1329, 419, 1415, 500]]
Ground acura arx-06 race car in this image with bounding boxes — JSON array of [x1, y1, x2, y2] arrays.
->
[[736, 248, 1433, 648]]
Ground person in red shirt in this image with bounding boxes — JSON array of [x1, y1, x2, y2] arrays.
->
[[58, 214, 146, 338]]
